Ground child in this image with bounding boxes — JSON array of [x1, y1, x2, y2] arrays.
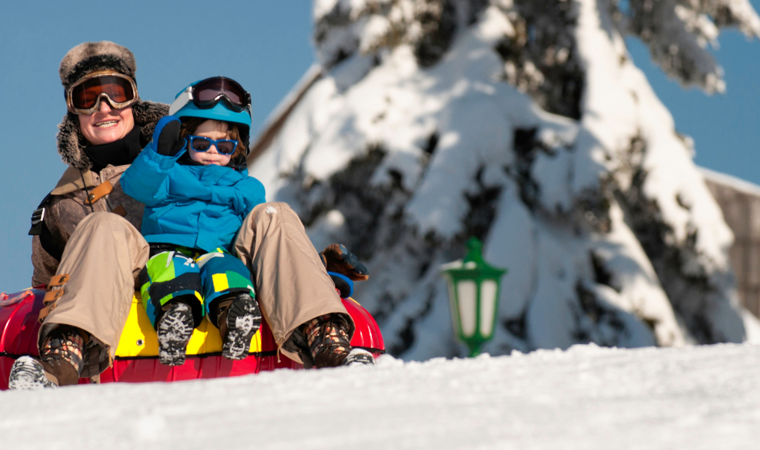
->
[[122, 76, 265, 365]]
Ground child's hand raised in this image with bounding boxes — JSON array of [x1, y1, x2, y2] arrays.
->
[[153, 116, 187, 157]]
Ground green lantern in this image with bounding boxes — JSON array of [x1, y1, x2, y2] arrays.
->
[[441, 237, 507, 357]]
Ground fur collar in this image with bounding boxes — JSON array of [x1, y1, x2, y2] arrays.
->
[[56, 100, 169, 170]]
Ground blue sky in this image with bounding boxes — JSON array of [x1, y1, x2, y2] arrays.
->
[[628, 31, 760, 183], [0, 1, 758, 291]]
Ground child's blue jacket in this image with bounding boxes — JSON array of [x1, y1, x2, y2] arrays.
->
[[121, 142, 266, 253]]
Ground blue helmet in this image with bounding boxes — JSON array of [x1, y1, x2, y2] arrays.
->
[[169, 76, 252, 155]]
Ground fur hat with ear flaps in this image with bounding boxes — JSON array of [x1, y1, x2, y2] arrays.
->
[[56, 41, 168, 171]]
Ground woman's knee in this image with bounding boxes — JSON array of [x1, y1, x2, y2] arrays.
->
[[69, 212, 144, 251], [246, 202, 298, 226]]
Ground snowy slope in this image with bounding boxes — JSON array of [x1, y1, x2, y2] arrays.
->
[[4, 344, 760, 449]]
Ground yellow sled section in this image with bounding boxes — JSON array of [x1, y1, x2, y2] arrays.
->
[[115, 293, 262, 358]]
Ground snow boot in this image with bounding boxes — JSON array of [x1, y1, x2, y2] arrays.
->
[[343, 348, 376, 366], [215, 293, 262, 360], [8, 356, 57, 390], [157, 301, 195, 366], [302, 314, 375, 368], [9, 325, 84, 389]]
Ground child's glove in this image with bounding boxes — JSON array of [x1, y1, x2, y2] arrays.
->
[[153, 116, 187, 157], [320, 243, 369, 282]]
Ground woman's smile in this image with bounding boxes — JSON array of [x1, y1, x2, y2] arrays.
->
[[78, 101, 134, 145]]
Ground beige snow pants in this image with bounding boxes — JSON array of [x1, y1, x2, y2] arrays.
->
[[234, 202, 352, 363], [40, 203, 351, 376], [38, 212, 149, 378]]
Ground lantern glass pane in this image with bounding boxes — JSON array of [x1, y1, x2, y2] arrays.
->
[[445, 277, 459, 333], [480, 279, 498, 337], [457, 280, 477, 337]]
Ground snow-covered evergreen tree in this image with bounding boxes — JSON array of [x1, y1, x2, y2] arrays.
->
[[249, 0, 760, 359]]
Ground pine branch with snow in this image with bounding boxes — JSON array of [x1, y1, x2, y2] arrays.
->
[[250, 0, 759, 359], [611, 0, 760, 92]]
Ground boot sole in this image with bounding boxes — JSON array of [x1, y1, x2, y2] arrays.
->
[[343, 348, 376, 366], [9, 356, 57, 390], [157, 303, 195, 366], [223, 294, 262, 360]]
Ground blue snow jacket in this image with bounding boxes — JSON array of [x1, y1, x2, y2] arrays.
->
[[121, 140, 266, 253]]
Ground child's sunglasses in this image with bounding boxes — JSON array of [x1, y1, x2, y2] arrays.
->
[[187, 135, 238, 155]]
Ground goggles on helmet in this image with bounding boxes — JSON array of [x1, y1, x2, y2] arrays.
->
[[66, 71, 138, 115], [169, 76, 251, 116], [187, 135, 238, 155]]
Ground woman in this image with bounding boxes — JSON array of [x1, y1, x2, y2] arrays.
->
[[9, 42, 372, 390]]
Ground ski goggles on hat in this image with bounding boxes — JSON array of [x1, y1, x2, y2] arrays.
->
[[187, 135, 238, 155], [66, 72, 138, 115], [169, 76, 251, 115]]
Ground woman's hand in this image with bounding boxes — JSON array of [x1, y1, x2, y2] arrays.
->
[[154, 116, 186, 157]]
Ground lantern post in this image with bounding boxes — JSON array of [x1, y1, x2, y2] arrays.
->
[[441, 237, 507, 357]]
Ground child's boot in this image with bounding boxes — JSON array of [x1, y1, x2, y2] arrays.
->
[[302, 314, 375, 368], [9, 325, 84, 389], [157, 301, 195, 366], [215, 293, 262, 360]]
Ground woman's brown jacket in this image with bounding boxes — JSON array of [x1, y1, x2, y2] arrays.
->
[[31, 101, 168, 286]]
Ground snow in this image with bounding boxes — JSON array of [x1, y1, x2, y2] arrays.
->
[[250, 0, 759, 357], [5, 343, 760, 449], [254, 64, 323, 140], [701, 166, 760, 198], [619, 0, 760, 92], [742, 309, 760, 343], [590, 204, 685, 347]]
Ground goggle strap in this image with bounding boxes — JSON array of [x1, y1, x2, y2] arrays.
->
[[169, 87, 193, 115]]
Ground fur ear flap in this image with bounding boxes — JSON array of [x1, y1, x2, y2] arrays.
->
[[133, 101, 170, 145], [56, 112, 91, 170]]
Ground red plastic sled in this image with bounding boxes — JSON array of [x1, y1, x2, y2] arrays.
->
[[0, 288, 384, 390]]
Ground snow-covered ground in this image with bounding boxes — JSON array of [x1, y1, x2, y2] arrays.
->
[[4, 343, 760, 449]]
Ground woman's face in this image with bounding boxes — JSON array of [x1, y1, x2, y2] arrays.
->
[[78, 100, 135, 146], [188, 120, 233, 166]]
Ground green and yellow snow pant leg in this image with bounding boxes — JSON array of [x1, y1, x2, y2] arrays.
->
[[139, 250, 203, 328], [197, 250, 256, 317]]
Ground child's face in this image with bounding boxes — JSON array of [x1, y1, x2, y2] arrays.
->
[[188, 120, 234, 166]]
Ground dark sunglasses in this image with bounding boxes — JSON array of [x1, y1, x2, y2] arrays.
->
[[188, 135, 238, 155], [170, 76, 251, 115], [67, 72, 138, 114]]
